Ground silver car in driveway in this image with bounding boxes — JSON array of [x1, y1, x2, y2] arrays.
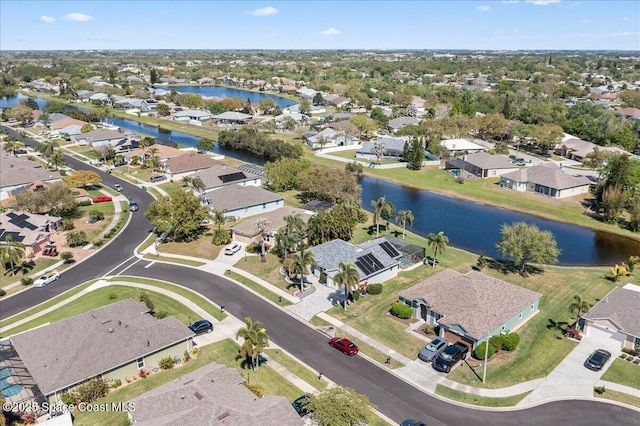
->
[[418, 337, 448, 362]]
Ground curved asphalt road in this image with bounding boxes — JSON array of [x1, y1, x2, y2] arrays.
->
[[2, 127, 639, 425]]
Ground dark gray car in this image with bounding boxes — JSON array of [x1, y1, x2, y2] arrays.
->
[[418, 337, 448, 362]]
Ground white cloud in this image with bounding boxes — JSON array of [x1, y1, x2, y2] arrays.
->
[[623, 16, 630, 20], [525, 0, 561, 5], [39, 16, 55, 23], [477, 5, 490, 11], [502, 1, 519, 3], [580, 19, 588, 23], [63, 13, 93, 22], [320, 27, 341, 36], [611, 31, 640, 36], [247, 6, 278, 16]]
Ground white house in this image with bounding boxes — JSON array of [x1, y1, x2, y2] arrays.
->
[[170, 109, 214, 122], [441, 138, 485, 154], [72, 129, 125, 148], [201, 185, 284, 220], [499, 163, 591, 199]]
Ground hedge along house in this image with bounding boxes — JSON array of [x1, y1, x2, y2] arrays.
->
[[309, 238, 402, 288], [8, 299, 194, 407], [398, 269, 541, 350]]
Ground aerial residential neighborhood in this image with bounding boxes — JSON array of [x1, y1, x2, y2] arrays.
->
[[0, 1, 639, 426]]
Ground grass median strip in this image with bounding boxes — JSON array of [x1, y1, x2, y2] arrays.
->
[[595, 388, 640, 409], [114, 276, 226, 321], [435, 384, 531, 407], [0, 280, 98, 332], [340, 331, 404, 369], [4, 286, 201, 336], [143, 254, 205, 267], [264, 348, 328, 391], [72, 339, 305, 426], [227, 270, 292, 307]]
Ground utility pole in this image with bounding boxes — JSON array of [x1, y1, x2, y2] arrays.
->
[[482, 330, 490, 383]]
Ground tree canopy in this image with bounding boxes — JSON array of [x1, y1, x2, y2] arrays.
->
[[298, 165, 361, 204], [264, 157, 311, 192], [496, 222, 561, 273], [304, 386, 375, 426], [145, 190, 208, 242], [64, 170, 101, 188]]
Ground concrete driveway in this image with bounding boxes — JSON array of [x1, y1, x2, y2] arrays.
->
[[396, 358, 449, 393], [518, 331, 621, 406]]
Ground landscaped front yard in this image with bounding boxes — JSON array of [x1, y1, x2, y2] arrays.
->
[[601, 358, 640, 390], [234, 253, 298, 295]]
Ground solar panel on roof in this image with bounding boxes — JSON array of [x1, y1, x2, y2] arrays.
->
[[6, 212, 17, 219], [0, 231, 24, 243], [219, 172, 247, 183], [355, 253, 385, 276], [379, 241, 400, 258]]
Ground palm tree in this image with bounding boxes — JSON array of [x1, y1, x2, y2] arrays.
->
[[396, 210, 414, 239], [625, 255, 640, 274], [568, 295, 590, 320], [210, 208, 228, 230], [610, 263, 628, 281], [2, 139, 22, 157], [292, 246, 316, 293], [371, 196, 394, 236], [427, 231, 448, 268], [36, 140, 59, 157], [182, 176, 206, 193], [139, 137, 153, 160], [48, 149, 65, 170], [284, 214, 307, 252], [236, 317, 269, 372], [256, 218, 271, 261], [0, 235, 26, 276], [333, 262, 360, 311]]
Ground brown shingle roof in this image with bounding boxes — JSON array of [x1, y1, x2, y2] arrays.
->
[[192, 164, 259, 190], [128, 362, 302, 426], [459, 152, 515, 170], [10, 299, 194, 395], [583, 285, 640, 338], [165, 153, 222, 175], [50, 117, 87, 130], [231, 206, 313, 237], [206, 185, 282, 212], [399, 269, 541, 340], [126, 144, 185, 160], [500, 163, 590, 190], [0, 156, 61, 188]]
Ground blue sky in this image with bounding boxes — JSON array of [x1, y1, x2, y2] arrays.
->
[[1, 1, 638, 51]]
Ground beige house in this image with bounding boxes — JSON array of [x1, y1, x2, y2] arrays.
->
[[163, 153, 223, 180], [499, 163, 591, 199], [555, 138, 627, 162], [582, 284, 640, 350], [8, 299, 194, 406], [0, 156, 61, 202], [0, 211, 61, 255]]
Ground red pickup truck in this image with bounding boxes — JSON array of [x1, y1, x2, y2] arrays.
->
[[92, 196, 113, 203]]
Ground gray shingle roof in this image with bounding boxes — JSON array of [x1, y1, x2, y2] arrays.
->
[[10, 299, 194, 395], [500, 164, 591, 190], [211, 111, 252, 121], [73, 128, 124, 143], [388, 116, 419, 129], [399, 269, 541, 340], [0, 156, 61, 188], [359, 138, 407, 155], [455, 152, 515, 170], [192, 165, 259, 190], [128, 362, 302, 426], [583, 286, 640, 338], [310, 237, 400, 278], [206, 185, 283, 212]]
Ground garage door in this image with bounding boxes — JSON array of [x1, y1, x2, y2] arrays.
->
[[585, 323, 626, 349]]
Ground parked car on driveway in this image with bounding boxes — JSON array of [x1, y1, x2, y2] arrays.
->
[[585, 349, 612, 371], [418, 337, 448, 363], [33, 271, 60, 287], [432, 342, 469, 373], [224, 243, 241, 255], [329, 337, 359, 356], [188, 320, 213, 335]]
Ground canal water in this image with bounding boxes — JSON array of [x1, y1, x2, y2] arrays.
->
[[3, 94, 639, 265]]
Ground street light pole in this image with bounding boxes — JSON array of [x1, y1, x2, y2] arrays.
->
[[482, 330, 490, 383]]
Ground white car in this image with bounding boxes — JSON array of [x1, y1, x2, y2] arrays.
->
[[224, 243, 241, 255], [33, 271, 60, 287]]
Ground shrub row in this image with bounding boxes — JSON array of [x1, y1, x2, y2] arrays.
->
[[390, 302, 413, 319], [473, 333, 521, 360]]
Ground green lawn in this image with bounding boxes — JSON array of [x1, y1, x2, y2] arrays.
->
[[601, 359, 640, 389], [158, 181, 184, 195], [227, 270, 292, 307], [4, 285, 201, 336], [72, 339, 305, 426], [113, 276, 227, 321], [0, 281, 98, 332], [264, 348, 328, 391], [595, 389, 640, 409], [435, 384, 531, 407], [234, 253, 296, 295], [65, 145, 101, 160], [143, 254, 206, 267], [0, 257, 59, 289]]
